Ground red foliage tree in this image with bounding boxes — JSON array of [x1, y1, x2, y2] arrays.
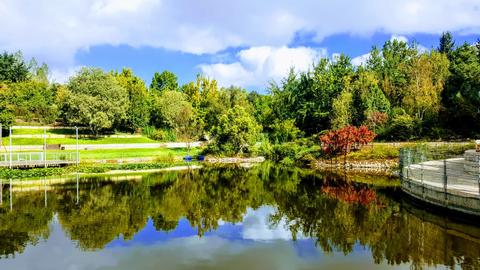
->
[[320, 125, 376, 165]]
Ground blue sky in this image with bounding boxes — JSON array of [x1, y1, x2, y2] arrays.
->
[[76, 32, 479, 91], [1, 0, 479, 91]]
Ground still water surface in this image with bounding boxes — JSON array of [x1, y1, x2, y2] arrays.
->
[[0, 165, 479, 270]]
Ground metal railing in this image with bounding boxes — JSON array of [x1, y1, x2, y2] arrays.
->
[[399, 146, 480, 216], [0, 152, 79, 162], [1, 126, 81, 168]]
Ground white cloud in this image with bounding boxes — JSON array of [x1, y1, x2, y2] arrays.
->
[[352, 52, 371, 66], [49, 66, 83, 84], [199, 46, 326, 88], [390, 35, 409, 43], [1, 0, 480, 80]]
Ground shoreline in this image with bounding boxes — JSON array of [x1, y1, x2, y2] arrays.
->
[[7, 164, 203, 189], [314, 158, 398, 175]]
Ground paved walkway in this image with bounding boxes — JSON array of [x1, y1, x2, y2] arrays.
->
[[406, 158, 480, 197]]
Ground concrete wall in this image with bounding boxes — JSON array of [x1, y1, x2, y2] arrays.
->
[[402, 179, 480, 216]]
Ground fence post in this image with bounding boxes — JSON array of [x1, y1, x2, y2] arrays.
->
[[443, 158, 448, 204], [478, 156, 480, 198], [420, 152, 424, 197], [76, 127, 79, 166], [44, 127, 47, 168], [9, 127, 12, 169], [9, 178, 12, 211], [406, 149, 411, 182], [399, 148, 404, 180]]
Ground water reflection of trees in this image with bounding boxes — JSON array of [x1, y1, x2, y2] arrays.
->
[[0, 192, 53, 258], [271, 171, 480, 269], [0, 165, 478, 269]]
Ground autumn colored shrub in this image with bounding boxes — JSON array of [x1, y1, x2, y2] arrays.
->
[[320, 125, 376, 164]]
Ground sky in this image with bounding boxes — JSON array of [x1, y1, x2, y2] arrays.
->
[[1, 0, 480, 91]]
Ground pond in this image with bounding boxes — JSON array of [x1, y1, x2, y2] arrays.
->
[[0, 164, 479, 270]]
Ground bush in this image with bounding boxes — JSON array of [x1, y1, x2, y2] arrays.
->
[[265, 140, 320, 167], [143, 126, 177, 142], [151, 129, 177, 142], [143, 127, 177, 142], [142, 125, 156, 138], [155, 152, 176, 163], [268, 142, 300, 162]]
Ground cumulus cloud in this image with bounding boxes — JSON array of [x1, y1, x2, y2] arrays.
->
[[199, 46, 326, 88], [351, 53, 371, 67], [1, 0, 479, 82], [390, 35, 409, 43], [49, 66, 83, 84]]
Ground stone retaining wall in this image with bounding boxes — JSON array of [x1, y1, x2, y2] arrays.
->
[[315, 159, 398, 174]]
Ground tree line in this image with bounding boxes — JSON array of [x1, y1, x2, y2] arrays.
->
[[0, 32, 479, 154]]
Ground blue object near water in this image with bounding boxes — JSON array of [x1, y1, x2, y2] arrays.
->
[[184, 155, 192, 161], [197, 155, 205, 161]]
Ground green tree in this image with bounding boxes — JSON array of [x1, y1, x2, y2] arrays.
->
[[63, 67, 128, 134], [269, 119, 301, 143], [247, 91, 273, 131], [270, 62, 340, 135], [219, 86, 253, 113], [7, 81, 58, 123], [351, 69, 390, 126], [27, 57, 49, 84], [331, 88, 353, 129], [211, 105, 261, 155], [181, 75, 223, 135], [154, 90, 197, 140], [0, 84, 15, 128], [376, 39, 417, 107], [150, 70, 178, 92], [366, 46, 383, 75], [403, 51, 449, 124], [438, 32, 455, 57], [0, 51, 29, 83], [114, 68, 150, 132], [442, 43, 480, 136]]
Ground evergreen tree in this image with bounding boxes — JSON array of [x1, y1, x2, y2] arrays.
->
[[438, 32, 455, 57]]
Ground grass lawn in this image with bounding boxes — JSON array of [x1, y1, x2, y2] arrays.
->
[[3, 136, 156, 145], [78, 147, 200, 160], [1, 147, 200, 161], [346, 142, 474, 160], [31, 147, 201, 161], [347, 144, 401, 160]]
